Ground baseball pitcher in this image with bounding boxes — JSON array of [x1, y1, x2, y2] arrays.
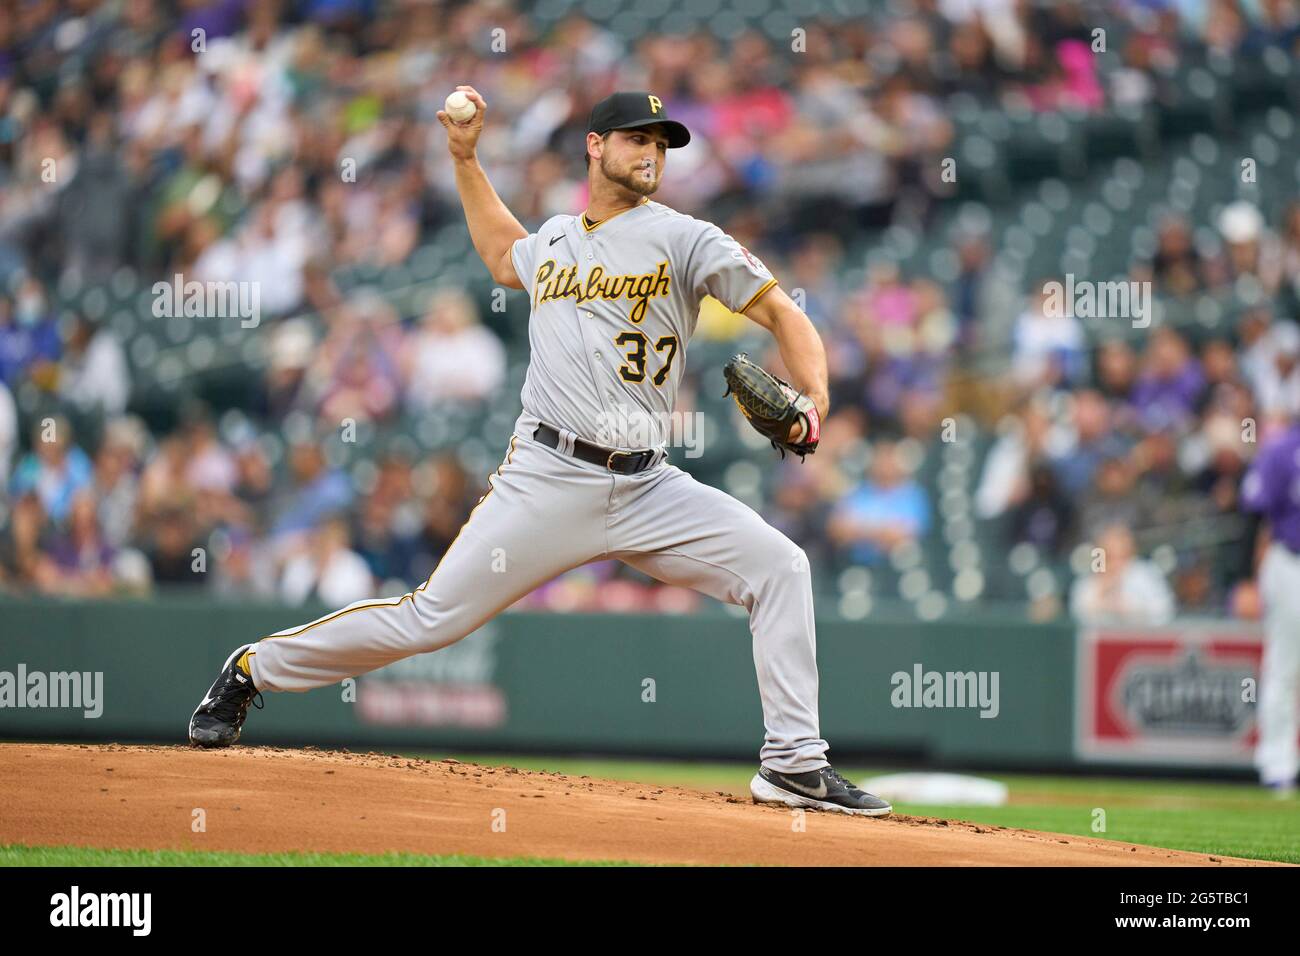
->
[[188, 88, 891, 816]]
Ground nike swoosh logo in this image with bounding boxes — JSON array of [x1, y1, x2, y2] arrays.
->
[[780, 775, 828, 799], [549, 235, 563, 246]]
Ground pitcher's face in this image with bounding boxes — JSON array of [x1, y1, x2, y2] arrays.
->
[[597, 126, 669, 196]]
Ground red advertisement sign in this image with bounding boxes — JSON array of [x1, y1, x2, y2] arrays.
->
[[1075, 624, 1266, 765]]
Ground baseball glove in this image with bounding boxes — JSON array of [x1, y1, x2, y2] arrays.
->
[[723, 353, 820, 460]]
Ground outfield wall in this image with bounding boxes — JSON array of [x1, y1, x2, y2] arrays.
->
[[0, 597, 1267, 774]]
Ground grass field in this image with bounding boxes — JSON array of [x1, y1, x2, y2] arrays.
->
[[407, 752, 1300, 865], [0, 845, 624, 867]]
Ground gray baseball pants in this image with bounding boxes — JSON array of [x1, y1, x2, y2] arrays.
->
[[247, 428, 829, 773]]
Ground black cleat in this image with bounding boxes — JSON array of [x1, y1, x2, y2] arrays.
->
[[750, 765, 893, 816], [189, 644, 263, 748]]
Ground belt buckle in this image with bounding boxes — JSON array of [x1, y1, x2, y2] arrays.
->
[[608, 449, 654, 473]]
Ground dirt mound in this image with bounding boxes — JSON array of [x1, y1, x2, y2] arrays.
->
[[0, 744, 1278, 866]]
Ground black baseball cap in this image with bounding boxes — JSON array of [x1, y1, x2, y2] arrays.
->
[[587, 92, 691, 148]]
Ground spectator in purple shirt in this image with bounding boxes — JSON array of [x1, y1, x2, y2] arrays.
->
[[1131, 327, 1205, 433], [179, 0, 249, 45], [40, 492, 118, 597]]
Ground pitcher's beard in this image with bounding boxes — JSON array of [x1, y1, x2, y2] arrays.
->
[[601, 155, 660, 196]]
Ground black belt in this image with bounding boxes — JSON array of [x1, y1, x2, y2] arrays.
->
[[533, 423, 659, 475]]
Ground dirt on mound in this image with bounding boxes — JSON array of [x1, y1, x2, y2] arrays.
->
[[0, 744, 1279, 866]]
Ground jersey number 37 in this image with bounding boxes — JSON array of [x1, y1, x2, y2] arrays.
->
[[614, 332, 679, 386]]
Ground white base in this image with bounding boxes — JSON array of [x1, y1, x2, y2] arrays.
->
[[749, 773, 893, 817], [861, 772, 1009, 807]]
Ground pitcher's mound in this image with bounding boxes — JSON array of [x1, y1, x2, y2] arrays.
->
[[0, 744, 1275, 866]]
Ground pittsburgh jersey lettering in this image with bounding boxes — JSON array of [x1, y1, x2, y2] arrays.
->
[[533, 259, 672, 325]]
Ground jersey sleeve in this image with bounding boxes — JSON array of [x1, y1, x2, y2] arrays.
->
[[686, 221, 778, 316], [510, 232, 539, 296]]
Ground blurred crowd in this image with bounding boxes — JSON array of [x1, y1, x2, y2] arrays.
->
[[2, 0, 1300, 616]]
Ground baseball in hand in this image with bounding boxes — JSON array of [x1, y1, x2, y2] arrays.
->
[[444, 91, 476, 124]]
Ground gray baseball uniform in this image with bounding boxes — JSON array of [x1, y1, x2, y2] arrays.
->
[[246, 198, 830, 773]]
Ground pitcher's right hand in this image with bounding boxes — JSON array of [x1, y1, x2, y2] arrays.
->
[[437, 85, 487, 161]]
